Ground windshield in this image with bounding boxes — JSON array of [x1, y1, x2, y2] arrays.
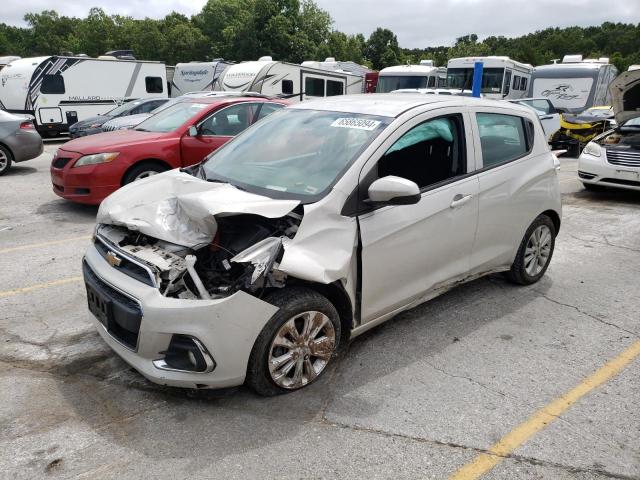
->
[[447, 68, 505, 94], [622, 117, 640, 129], [135, 102, 207, 133], [377, 76, 429, 93], [202, 109, 390, 201], [107, 101, 141, 116]]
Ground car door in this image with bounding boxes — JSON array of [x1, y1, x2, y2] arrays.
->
[[180, 102, 258, 166], [468, 108, 542, 273], [357, 110, 480, 323]]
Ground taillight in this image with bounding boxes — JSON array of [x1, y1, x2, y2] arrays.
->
[[19, 121, 35, 130]]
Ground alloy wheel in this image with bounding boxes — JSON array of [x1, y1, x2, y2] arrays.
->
[[268, 311, 336, 390], [524, 225, 552, 276], [0, 150, 7, 170]]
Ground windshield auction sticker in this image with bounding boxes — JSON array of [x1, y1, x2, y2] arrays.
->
[[330, 118, 381, 131]]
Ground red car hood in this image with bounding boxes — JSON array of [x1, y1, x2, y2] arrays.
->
[[60, 130, 171, 154]]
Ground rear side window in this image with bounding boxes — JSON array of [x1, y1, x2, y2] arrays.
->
[[255, 103, 284, 121], [326, 80, 344, 97], [377, 114, 466, 189], [281, 79, 294, 95], [521, 77, 528, 91], [476, 113, 531, 168], [41, 74, 65, 94], [305, 77, 324, 97], [512, 75, 521, 90], [145, 76, 164, 94]]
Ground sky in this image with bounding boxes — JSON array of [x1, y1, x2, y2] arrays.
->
[[3, 0, 640, 48]]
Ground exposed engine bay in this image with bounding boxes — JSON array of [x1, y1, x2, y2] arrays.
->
[[96, 209, 303, 300], [599, 129, 640, 148]]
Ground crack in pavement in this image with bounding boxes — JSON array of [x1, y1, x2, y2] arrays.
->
[[320, 420, 639, 480], [534, 292, 639, 339], [566, 232, 640, 254]]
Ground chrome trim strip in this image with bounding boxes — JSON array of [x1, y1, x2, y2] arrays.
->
[[95, 232, 159, 287]]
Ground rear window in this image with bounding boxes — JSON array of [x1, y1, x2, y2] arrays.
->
[[476, 113, 532, 168], [41, 75, 65, 94], [145, 76, 164, 94]]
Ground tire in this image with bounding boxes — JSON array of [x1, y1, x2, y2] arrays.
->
[[506, 215, 556, 285], [0, 145, 13, 176], [122, 162, 168, 185], [246, 287, 341, 396], [583, 182, 604, 192]]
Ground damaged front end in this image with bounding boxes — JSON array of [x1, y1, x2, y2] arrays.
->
[[95, 209, 304, 300]]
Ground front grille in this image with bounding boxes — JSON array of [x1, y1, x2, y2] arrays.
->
[[606, 149, 640, 167], [83, 260, 142, 350], [52, 157, 72, 169], [94, 236, 156, 287]]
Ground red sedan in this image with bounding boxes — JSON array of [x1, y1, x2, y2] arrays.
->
[[51, 96, 287, 204]]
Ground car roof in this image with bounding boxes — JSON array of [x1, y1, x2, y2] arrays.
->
[[290, 93, 531, 118]]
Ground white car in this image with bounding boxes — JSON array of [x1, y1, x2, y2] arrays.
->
[[508, 98, 561, 140], [578, 70, 640, 191], [83, 94, 562, 395]]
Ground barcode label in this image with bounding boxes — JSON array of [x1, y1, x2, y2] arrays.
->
[[330, 118, 381, 131]]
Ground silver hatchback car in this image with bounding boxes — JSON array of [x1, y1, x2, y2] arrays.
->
[[84, 94, 562, 395]]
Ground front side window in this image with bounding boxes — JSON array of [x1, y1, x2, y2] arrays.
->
[[305, 77, 325, 97], [377, 115, 465, 189], [476, 113, 530, 167], [447, 68, 505, 94], [135, 102, 207, 133], [202, 109, 389, 201], [145, 76, 163, 94], [199, 103, 254, 136], [41, 74, 65, 94], [326, 80, 344, 97]]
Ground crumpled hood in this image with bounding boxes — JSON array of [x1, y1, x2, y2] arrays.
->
[[97, 169, 300, 247], [610, 70, 640, 125]]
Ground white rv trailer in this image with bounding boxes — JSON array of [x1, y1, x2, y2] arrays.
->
[[213, 56, 363, 102], [447, 56, 533, 99], [528, 55, 618, 113], [376, 60, 446, 93], [301, 57, 372, 78], [0, 55, 167, 135], [0, 56, 20, 72], [170, 60, 232, 98]]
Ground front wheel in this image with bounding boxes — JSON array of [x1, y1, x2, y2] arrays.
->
[[246, 288, 341, 396], [506, 215, 556, 285], [122, 162, 168, 185]]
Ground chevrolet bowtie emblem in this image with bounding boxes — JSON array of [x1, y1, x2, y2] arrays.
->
[[106, 251, 122, 267]]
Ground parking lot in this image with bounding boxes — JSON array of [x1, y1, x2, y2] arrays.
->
[[1, 141, 639, 479]]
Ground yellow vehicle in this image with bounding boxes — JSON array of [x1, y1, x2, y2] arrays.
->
[[550, 106, 615, 156]]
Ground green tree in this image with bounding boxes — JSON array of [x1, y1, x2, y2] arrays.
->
[[365, 27, 400, 70]]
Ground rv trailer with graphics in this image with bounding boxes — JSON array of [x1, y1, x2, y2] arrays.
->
[[213, 56, 364, 101], [0, 56, 167, 136], [170, 60, 232, 98], [528, 55, 618, 113]]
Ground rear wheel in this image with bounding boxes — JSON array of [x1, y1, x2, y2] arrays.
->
[[0, 145, 13, 176], [122, 162, 168, 185], [506, 215, 556, 285], [246, 288, 341, 396]]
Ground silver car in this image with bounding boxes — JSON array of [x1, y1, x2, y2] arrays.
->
[[84, 94, 562, 395], [0, 111, 43, 175]]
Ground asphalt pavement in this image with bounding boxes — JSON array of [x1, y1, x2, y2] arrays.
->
[[1, 142, 639, 479]]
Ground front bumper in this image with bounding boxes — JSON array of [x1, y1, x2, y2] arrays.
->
[[50, 150, 122, 205], [578, 152, 640, 191], [83, 244, 279, 389]]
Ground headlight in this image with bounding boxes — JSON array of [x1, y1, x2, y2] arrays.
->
[[583, 142, 601, 157], [73, 152, 119, 167]]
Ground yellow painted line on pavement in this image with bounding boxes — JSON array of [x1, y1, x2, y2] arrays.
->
[[449, 339, 640, 480], [0, 276, 83, 298], [0, 235, 91, 254]]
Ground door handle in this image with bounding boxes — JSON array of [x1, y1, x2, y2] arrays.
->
[[450, 194, 473, 208]]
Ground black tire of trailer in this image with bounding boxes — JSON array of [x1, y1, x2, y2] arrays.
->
[[121, 160, 171, 185]]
